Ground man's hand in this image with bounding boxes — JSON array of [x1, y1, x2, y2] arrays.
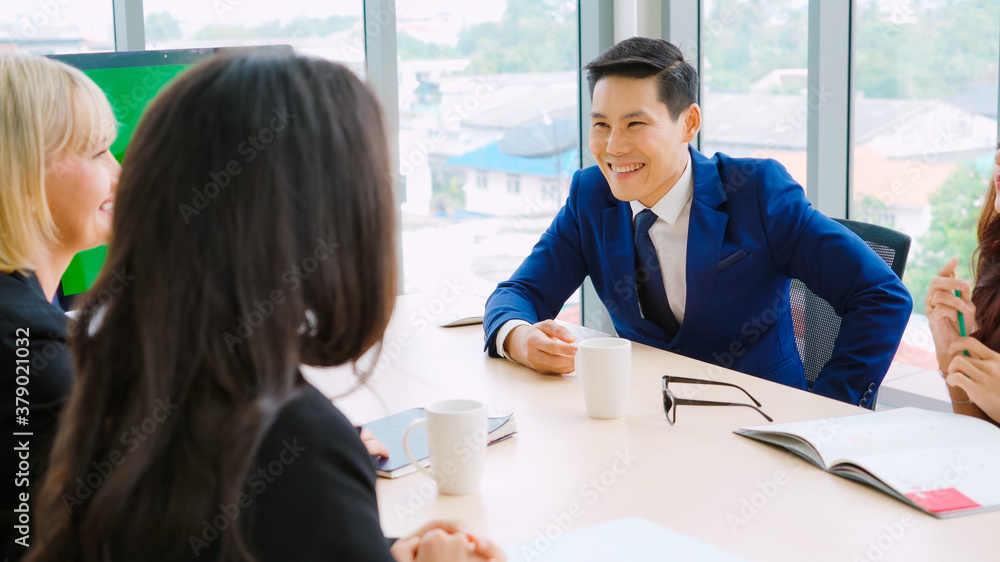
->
[[504, 320, 577, 375]]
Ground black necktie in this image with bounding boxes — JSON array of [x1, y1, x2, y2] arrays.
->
[[634, 209, 680, 338]]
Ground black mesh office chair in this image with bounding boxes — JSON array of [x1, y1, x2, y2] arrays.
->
[[790, 218, 911, 410]]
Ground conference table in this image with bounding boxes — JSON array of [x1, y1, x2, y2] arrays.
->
[[304, 293, 999, 561]]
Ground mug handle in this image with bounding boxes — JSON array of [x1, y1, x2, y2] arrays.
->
[[402, 418, 438, 483]]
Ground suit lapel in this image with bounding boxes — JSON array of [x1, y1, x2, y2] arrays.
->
[[601, 201, 668, 341], [678, 148, 730, 341]]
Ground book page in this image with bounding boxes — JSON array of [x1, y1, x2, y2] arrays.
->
[[740, 407, 1000, 468], [833, 443, 1000, 516]]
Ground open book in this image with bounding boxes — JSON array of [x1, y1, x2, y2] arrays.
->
[[362, 408, 517, 478], [736, 407, 1000, 518]]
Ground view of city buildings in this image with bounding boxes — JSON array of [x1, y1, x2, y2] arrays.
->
[[3, 0, 998, 392]]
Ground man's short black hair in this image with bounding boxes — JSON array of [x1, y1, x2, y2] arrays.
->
[[584, 37, 699, 121]]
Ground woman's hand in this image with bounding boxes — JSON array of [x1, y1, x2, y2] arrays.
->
[[926, 258, 976, 372], [390, 521, 506, 562], [946, 337, 1000, 424], [360, 427, 389, 458]]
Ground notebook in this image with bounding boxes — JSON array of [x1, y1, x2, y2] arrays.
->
[[505, 517, 747, 561], [362, 408, 517, 478], [736, 407, 1000, 517]]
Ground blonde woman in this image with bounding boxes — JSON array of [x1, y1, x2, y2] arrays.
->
[[0, 54, 119, 560]]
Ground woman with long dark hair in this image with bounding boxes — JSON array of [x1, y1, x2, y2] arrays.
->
[[28, 53, 503, 562], [926, 143, 1000, 424]]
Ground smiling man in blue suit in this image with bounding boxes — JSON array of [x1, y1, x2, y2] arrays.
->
[[483, 37, 912, 406]]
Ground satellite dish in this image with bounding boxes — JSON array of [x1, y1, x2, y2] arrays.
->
[[498, 116, 578, 158]]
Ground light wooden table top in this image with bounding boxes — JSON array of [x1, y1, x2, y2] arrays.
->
[[304, 293, 998, 562]]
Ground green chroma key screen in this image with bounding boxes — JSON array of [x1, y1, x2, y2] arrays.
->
[[48, 46, 292, 295]]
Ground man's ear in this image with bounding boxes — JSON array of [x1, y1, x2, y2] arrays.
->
[[681, 103, 701, 142]]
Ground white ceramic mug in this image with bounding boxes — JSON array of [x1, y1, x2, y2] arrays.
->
[[402, 399, 487, 495], [575, 337, 632, 419]]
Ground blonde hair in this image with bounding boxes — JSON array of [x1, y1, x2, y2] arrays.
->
[[0, 54, 117, 273]]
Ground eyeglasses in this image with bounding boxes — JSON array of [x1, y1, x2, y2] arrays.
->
[[661, 376, 773, 424]]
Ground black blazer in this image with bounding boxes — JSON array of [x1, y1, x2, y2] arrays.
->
[[192, 383, 396, 561], [0, 271, 74, 560]]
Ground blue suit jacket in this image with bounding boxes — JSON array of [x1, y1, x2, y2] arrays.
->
[[484, 147, 912, 406]]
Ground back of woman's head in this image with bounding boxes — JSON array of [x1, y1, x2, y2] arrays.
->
[[0, 54, 116, 272], [30, 53, 395, 561]]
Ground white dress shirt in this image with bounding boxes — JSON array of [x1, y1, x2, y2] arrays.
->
[[497, 153, 694, 359], [629, 152, 693, 326]]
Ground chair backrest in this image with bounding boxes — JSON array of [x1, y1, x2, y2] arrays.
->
[[790, 218, 911, 405]]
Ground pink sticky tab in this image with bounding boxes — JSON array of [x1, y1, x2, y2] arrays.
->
[[905, 488, 981, 513]]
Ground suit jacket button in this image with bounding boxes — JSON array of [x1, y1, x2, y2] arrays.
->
[[668, 346, 680, 353]]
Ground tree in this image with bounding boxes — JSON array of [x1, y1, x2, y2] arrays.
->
[[455, 0, 577, 74], [194, 24, 255, 40], [702, 0, 999, 99], [145, 12, 181, 43], [702, 0, 806, 92], [194, 15, 356, 41], [903, 163, 989, 312], [854, 0, 998, 99], [397, 32, 460, 61], [854, 195, 893, 228]]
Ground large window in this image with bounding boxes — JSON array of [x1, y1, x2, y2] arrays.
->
[[699, 0, 810, 188], [396, 0, 581, 318], [143, 0, 363, 73], [849, 0, 999, 377], [0, 0, 114, 54], [851, 0, 999, 309]]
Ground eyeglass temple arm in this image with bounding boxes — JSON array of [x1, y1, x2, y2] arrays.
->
[[672, 398, 774, 422], [663, 376, 762, 407]]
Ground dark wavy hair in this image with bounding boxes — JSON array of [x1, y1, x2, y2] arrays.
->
[[972, 142, 1000, 350], [28, 53, 396, 561]]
